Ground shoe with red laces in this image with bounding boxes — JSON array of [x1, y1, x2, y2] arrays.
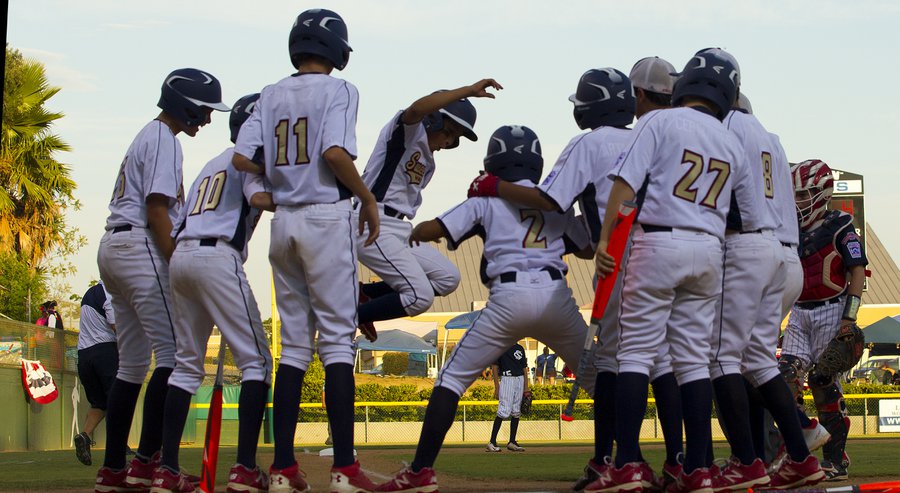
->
[[711, 457, 769, 492], [583, 461, 645, 493], [126, 452, 161, 490], [674, 467, 713, 493], [573, 457, 612, 492], [660, 454, 683, 493], [374, 466, 438, 493], [150, 467, 196, 493], [227, 463, 269, 493], [637, 462, 658, 491], [331, 461, 378, 493], [802, 418, 831, 452], [769, 455, 825, 489], [95, 466, 132, 493], [269, 463, 311, 493]]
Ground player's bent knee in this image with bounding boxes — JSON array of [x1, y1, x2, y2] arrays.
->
[[742, 366, 779, 389], [404, 290, 435, 316], [431, 270, 461, 296]]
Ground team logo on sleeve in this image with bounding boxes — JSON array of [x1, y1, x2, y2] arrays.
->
[[541, 169, 558, 186], [405, 152, 426, 185], [848, 241, 862, 259]]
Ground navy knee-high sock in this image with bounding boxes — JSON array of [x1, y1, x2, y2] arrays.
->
[[652, 372, 684, 466], [490, 417, 503, 445], [712, 374, 756, 464], [361, 281, 396, 300], [272, 364, 305, 470], [325, 363, 356, 468], [744, 378, 766, 462], [137, 366, 174, 458], [103, 378, 143, 470], [160, 386, 193, 472], [237, 380, 269, 469], [758, 376, 810, 461], [614, 372, 649, 468], [358, 292, 409, 324], [594, 371, 616, 461], [681, 378, 713, 474], [412, 386, 460, 472]]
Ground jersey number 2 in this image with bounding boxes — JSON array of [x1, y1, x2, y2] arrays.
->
[[673, 150, 731, 208], [189, 171, 226, 215], [520, 209, 548, 248], [275, 118, 310, 166]]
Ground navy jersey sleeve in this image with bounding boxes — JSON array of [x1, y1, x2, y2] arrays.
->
[[836, 222, 867, 267]]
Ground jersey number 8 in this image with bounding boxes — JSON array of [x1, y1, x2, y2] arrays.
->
[[275, 117, 310, 166]]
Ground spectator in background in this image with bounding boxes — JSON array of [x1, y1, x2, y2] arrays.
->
[[880, 362, 896, 385], [37, 300, 64, 330], [535, 346, 558, 385]]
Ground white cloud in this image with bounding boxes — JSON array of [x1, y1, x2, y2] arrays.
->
[[19, 47, 99, 92]]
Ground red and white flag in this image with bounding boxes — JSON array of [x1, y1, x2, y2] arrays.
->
[[21, 359, 59, 404]]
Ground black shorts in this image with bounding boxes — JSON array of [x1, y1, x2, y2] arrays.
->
[[77, 342, 119, 410]]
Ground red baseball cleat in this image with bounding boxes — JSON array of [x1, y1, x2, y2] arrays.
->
[[331, 461, 378, 493], [711, 457, 769, 491], [583, 461, 645, 493], [769, 455, 825, 489], [149, 467, 196, 493], [227, 463, 269, 493], [374, 466, 438, 493], [269, 463, 311, 493]]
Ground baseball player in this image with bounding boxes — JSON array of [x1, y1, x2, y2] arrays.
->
[[487, 343, 529, 452], [356, 81, 502, 339], [780, 159, 868, 482], [148, 93, 275, 493], [231, 9, 380, 493], [590, 51, 743, 493], [703, 48, 823, 491], [466, 65, 682, 492], [95, 68, 229, 492], [375, 125, 593, 493], [74, 281, 117, 467]]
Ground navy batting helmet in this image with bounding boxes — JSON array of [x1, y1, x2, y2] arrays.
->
[[289, 9, 352, 70], [569, 68, 636, 130], [423, 96, 478, 149], [158, 68, 230, 127], [671, 52, 739, 120], [229, 93, 260, 144], [483, 125, 543, 184]]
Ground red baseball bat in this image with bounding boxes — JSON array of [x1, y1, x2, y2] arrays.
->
[[561, 201, 637, 421], [751, 480, 900, 493], [199, 342, 227, 493]]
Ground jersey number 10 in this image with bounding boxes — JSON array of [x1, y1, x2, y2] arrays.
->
[[275, 118, 310, 166]]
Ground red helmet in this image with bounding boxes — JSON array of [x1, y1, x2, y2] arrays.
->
[[791, 159, 833, 229]]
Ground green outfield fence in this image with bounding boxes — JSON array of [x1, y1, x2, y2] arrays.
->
[[3, 319, 900, 451]]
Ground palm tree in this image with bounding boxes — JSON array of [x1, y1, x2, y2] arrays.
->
[[1, 46, 77, 268]]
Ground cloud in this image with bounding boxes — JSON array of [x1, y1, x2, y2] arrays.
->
[[19, 48, 99, 92]]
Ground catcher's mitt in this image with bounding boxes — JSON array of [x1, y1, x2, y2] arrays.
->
[[520, 390, 533, 416], [815, 323, 865, 376]]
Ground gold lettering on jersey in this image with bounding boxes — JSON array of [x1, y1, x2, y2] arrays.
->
[[405, 152, 426, 185], [111, 157, 128, 202], [761, 152, 774, 199], [520, 209, 548, 248], [673, 149, 731, 209]]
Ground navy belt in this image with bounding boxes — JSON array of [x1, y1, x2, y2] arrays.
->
[[498, 268, 563, 283], [641, 224, 672, 233], [796, 297, 843, 310], [112, 225, 132, 233], [199, 238, 218, 247], [383, 205, 408, 220], [781, 242, 794, 248], [740, 229, 763, 235]]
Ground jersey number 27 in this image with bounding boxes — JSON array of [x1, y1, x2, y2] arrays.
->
[[673, 150, 731, 209]]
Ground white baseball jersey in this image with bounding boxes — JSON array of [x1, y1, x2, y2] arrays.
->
[[722, 110, 779, 232], [173, 148, 267, 262], [106, 120, 185, 229], [234, 73, 359, 206], [361, 110, 434, 219], [438, 181, 589, 283], [771, 134, 799, 247], [77, 282, 116, 350], [612, 108, 745, 239], [539, 126, 632, 248]]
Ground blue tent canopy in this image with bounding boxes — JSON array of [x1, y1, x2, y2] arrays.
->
[[355, 329, 436, 354]]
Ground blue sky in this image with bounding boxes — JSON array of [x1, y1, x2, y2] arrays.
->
[[8, 0, 900, 316]]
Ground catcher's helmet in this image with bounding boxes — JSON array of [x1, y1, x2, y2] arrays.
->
[[568, 68, 636, 130], [158, 68, 230, 127], [229, 93, 260, 144], [423, 96, 478, 149], [289, 9, 352, 70], [671, 52, 740, 120], [792, 159, 834, 229], [483, 125, 543, 184]]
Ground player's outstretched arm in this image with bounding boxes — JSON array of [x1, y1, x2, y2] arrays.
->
[[146, 194, 176, 262], [232, 152, 264, 175], [497, 181, 558, 211], [595, 178, 635, 277], [323, 146, 380, 246], [401, 79, 503, 125], [409, 219, 446, 245]]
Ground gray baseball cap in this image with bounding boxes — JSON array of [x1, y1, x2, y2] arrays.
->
[[629, 56, 676, 95]]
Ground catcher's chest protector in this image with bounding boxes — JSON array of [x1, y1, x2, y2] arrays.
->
[[799, 210, 852, 302]]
